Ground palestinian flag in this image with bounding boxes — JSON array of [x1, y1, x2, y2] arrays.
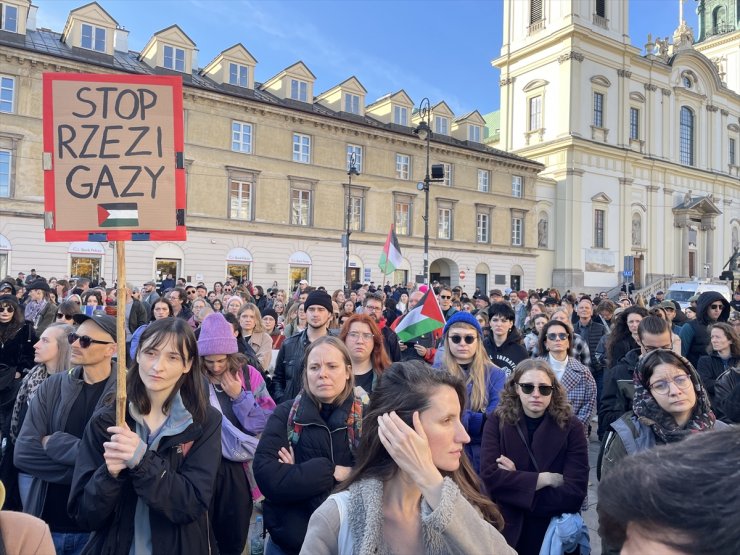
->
[[393, 289, 445, 342], [97, 203, 139, 227], [378, 224, 402, 275]]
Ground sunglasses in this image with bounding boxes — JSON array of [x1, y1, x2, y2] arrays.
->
[[518, 383, 554, 396], [0, 306, 15, 313], [187, 290, 196, 295], [67, 333, 114, 348], [439, 295, 452, 300], [56, 313, 73, 320], [450, 334, 476, 344], [709, 304, 724, 310], [546, 332, 568, 341]]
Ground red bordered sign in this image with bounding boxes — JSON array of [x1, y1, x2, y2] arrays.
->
[[43, 73, 186, 242]]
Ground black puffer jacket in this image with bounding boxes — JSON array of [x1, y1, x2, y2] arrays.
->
[[598, 348, 640, 438], [680, 292, 730, 367], [715, 368, 740, 423], [697, 352, 739, 412], [253, 393, 360, 555]]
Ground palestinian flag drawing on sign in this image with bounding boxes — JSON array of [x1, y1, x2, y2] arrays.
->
[[378, 224, 402, 275], [392, 288, 445, 342], [97, 202, 139, 227]]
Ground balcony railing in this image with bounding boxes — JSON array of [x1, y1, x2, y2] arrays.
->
[[527, 19, 545, 36], [593, 14, 609, 29], [706, 24, 735, 38]]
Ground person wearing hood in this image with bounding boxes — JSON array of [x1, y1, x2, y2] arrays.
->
[[696, 322, 740, 418], [679, 291, 730, 367], [483, 303, 528, 376]]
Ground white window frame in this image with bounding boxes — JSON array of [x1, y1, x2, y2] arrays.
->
[[231, 121, 253, 154], [468, 125, 482, 142], [290, 79, 308, 102], [438, 208, 452, 240], [393, 195, 413, 236], [229, 63, 249, 88], [0, 3, 18, 33], [476, 212, 489, 243], [229, 179, 254, 221], [511, 175, 523, 198], [442, 163, 453, 187], [0, 75, 15, 113], [395, 154, 410, 180], [511, 216, 523, 247], [344, 93, 360, 114], [290, 188, 312, 226], [163, 45, 185, 72], [393, 105, 408, 126], [347, 144, 363, 173], [435, 116, 449, 135], [528, 95, 543, 131], [348, 195, 363, 232], [81, 23, 106, 52], [478, 169, 490, 192], [293, 133, 311, 164], [0, 148, 10, 198]]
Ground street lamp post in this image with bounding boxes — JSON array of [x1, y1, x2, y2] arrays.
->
[[344, 153, 359, 292], [413, 98, 445, 285]]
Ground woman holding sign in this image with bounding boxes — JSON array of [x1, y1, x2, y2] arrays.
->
[[68, 318, 221, 554]]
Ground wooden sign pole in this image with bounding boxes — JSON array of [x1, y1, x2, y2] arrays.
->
[[116, 240, 127, 427]]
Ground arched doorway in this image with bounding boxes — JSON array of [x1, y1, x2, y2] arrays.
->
[[510, 264, 524, 291], [154, 242, 185, 283], [289, 251, 312, 289], [226, 247, 253, 283], [430, 258, 459, 286], [475, 262, 489, 294]]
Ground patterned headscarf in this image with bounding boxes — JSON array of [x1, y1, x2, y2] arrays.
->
[[632, 349, 716, 444]]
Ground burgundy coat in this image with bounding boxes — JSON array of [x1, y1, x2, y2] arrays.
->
[[480, 412, 589, 555]]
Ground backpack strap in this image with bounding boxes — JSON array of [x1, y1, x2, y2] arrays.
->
[[286, 393, 303, 446]]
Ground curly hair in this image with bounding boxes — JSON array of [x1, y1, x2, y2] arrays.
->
[[495, 359, 573, 429]]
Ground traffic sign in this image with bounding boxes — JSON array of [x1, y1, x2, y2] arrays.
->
[[459, 270, 466, 280]]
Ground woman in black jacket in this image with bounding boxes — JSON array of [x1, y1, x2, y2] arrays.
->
[[69, 318, 222, 555], [253, 336, 363, 555], [696, 322, 740, 416]]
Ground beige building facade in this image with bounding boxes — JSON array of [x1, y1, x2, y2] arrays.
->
[[0, 1, 544, 292], [492, 0, 740, 293]]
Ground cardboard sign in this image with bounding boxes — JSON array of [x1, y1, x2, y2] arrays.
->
[[43, 73, 186, 241]]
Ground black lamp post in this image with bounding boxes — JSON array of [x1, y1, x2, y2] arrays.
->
[[413, 98, 445, 284], [344, 153, 359, 292]]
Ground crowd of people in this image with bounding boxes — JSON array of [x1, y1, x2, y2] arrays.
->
[[0, 269, 738, 554]]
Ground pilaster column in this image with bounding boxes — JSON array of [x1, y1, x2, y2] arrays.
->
[[661, 88, 671, 160], [644, 84, 657, 157]]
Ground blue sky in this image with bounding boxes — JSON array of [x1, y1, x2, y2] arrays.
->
[[36, 0, 699, 116]]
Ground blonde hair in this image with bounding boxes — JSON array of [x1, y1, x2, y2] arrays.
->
[[443, 322, 493, 412], [238, 302, 264, 333]]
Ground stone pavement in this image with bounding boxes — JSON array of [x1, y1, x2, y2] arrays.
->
[[584, 424, 603, 555]]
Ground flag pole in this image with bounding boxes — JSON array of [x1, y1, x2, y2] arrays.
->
[[115, 240, 127, 427]]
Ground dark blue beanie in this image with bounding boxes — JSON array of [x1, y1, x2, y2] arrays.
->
[[443, 311, 483, 337]]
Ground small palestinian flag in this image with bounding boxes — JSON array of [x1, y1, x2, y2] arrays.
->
[[379, 224, 402, 275], [97, 202, 139, 227], [392, 288, 445, 342]]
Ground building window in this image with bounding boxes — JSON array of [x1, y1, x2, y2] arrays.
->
[[683, 76, 692, 89], [348, 195, 363, 231], [511, 217, 523, 246], [395, 154, 410, 180], [468, 125, 482, 142], [680, 106, 694, 166], [290, 188, 311, 226], [442, 163, 453, 187], [476, 213, 489, 243], [530, 0, 543, 23], [393, 106, 408, 126], [347, 144, 363, 173], [477, 169, 490, 192], [529, 95, 542, 131], [0, 149, 10, 198], [394, 200, 411, 236], [290, 79, 308, 102], [163, 45, 185, 72], [730, 138, 736, 166], [629, 107, 639, 140], [0, 76, 14, 113], [594, 208, 605, 248], [435, 116, 449, 135], [229, 180, 253, 220], [344, 93, 360, 114], [511, 175, 523, 198], [438, 208, 452, 240], [81, 23, 106, 52], [0, 3, 18, 32], [595, 0, 606, 18], [293, 133, 311, 164], [229, 63, 248, 88], [593, 92, 604, 127], [231, 121, 252, 153]]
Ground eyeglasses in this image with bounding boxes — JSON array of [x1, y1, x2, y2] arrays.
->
[[439, 295, 452, 300], [0, 306, 15, 313], [649, 374, 692, 395], [709, 304, 724, 310], [546, 332, 568, 341], [347, 331, 374, 342], [517, 383, 554, 396], [642, 343, 673, 353], [186, 289, 196, 295], [67, 333, 115, 348], [56, 313, 73, 320], [449, 334, 476, 344]]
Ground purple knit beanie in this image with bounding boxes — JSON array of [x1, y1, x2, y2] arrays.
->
[[197, 313, 238, 356]]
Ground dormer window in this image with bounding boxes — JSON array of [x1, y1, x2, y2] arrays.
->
[[0, 3, 18, 33], [435, 116, 449, 135], [290, 79, 308, 102], [164, 45, 185, 72], [229, 63, 248, 88], [468, 124, 482, 142], [81, 23, 106, 52], [394, 106, 408, 125], [683, 76, 692, 89], [344, 93, 360, 114]]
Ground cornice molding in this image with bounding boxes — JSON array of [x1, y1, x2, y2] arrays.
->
[[557, 51, 585, 64]]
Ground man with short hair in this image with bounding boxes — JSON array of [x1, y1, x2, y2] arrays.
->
[[574, 296, 608, 408], [273, 290, 333, 403], [649, 290, 665, 307], [439, 286, 457, 320], [24, 269, 38, 286], [363, 293, 401, 362], [75, 278, 91, 292], [185, 285, 198, 305], [141, 280, 160, 308], [15, 312, 118, 552], [166, 287, 192, 320], [176, 277, 187, 287], [196, 284, 208, 299], [658, 300, 682, 334]]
